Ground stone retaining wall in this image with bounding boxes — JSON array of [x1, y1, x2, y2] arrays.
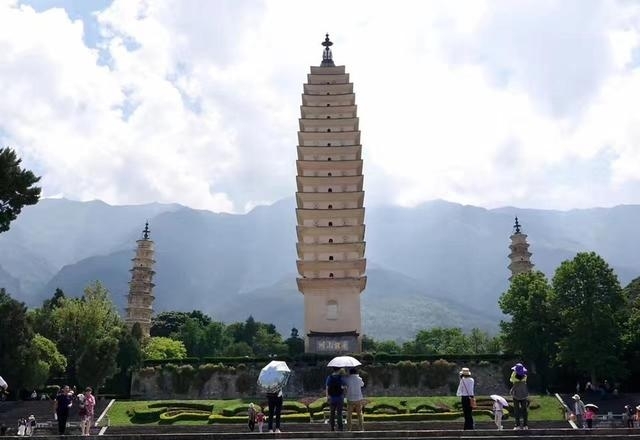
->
[[131, 361, 511, 400]]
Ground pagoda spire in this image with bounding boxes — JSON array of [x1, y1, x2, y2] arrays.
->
[[508, 216, 534, 281], [321, 33, 335, 67], [142, 221, 150, 240], [125, 222, 156, 337]]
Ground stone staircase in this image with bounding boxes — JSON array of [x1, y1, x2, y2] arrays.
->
[[0, 399, 110, 436], [22, 427, 640, 439]]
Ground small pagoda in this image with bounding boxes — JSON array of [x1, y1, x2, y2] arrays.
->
[[508, 217, 534, 280], [125, 222, 156, 337], [295, 34, 367, 353]]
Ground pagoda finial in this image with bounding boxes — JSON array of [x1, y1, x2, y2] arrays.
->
[[321, 33, 335, 67], [143, 221, 150, 240], [514, 217, 521, 234]]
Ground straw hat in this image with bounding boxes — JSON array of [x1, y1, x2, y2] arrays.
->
[[572, 394, 581, 400], [459, 367, 472, 376]]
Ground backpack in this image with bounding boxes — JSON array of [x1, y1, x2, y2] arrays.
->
[[327, 374, 343, 397]]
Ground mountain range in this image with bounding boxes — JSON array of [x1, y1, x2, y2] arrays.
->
[[1, 198, 639, 341]]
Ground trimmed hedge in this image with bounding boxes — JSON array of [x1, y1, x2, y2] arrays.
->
[[159, 410, 211, 424], [131, 406, 167, 422], [209, 413, 312, 424], [147, 402, 214, 412]]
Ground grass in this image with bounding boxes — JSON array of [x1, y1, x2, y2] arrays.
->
[[106, 395, 565, 426]]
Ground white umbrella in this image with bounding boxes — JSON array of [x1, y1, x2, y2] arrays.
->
[[0, 376, 7, 389], [327, 356, 361, 368], [490, 394, 509, 407], [257, 361, 291, 393], [585, 403, 599, 411]]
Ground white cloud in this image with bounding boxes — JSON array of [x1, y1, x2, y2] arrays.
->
[[1, 0, 640, 212]]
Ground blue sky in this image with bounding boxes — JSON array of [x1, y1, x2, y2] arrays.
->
[[2, 0, 640, 213]]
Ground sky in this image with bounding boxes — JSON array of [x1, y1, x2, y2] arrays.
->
[[2, 0, 640, 213]]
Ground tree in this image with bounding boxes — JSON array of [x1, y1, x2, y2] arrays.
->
[[22, 334, 67, 390], [404, 327, 471, 354], [0, 147, 41, 233], [50, 282, 123, 388], [0, 288, 35, 393], [142, 337, 187, 360], [285, 328, 305, 356], [499, 271, 557, 386], [551, 252, 627, 382], [150, 310, 213, 338]]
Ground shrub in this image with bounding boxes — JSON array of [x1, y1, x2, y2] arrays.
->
[[159, 410, 211, 424], [131, 406, 166, 422], [147, 402, 213, 412], [396, 361, 420, 387]]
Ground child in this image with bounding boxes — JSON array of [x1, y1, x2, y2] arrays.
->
[[585, 406, 595, 428], [247, 403, 256, 432], [493, 398, 505, 430], [256, 410, 265, 433]]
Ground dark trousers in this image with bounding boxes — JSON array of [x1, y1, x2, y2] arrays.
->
[[587, 419, 593, 428], [329, 397, 344, 431], [57, 412, 68, 434], [461, 396, 474, 430], [514, 399, 528, 427], [267, 395, 282, 431]]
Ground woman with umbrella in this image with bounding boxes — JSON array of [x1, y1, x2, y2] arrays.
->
[[257, 361, 290, 433], [510, 363, 529, 430], [584, 404, 598, 428]]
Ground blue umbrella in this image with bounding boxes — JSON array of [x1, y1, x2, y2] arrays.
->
[[257, 361, 291, 393]]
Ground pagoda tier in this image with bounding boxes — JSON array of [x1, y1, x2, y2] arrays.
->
[[125, 223, 156, 338], [508, 217, 535, 281], [295, 36, 367, 354]]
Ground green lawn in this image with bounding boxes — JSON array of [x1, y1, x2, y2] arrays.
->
[[106, 395, 564, 426]]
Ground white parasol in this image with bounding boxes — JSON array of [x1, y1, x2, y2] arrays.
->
[[327, 356, 361, 368], [490, 394, 509, 407], [0, 376, 7, 389], [257, 361, 291, 393]]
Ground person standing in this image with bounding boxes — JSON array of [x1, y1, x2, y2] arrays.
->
[[266, 389, 283, 433], [510, 363, 529, 430], [343, 368, 365, 431], [493, 398, 505, 430], [53, 385, 72, 435], [572, 394, 586, 428], [585, 406, 595, 428], [456, 367, 475, 430], [81, 387, 96, 436], [247, 403, 256, 432], [326, 367, 345, 431]]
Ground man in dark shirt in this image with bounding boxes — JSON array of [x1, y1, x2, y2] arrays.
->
[[325, 368, 345, 431], [53, 385, 72, 435]]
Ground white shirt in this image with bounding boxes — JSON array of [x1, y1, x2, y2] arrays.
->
[[456, 376, 475, 396], [343, 374, 364, 401]]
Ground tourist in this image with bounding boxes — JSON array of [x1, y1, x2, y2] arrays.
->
[[455, 367, 475, 430], [266, 388, 283, 433], [53, 385, 73, 435], [325, 367, 345, 431], [17, 418, 26, 436], [493, 397, 506, 430], [510, 363, 529, 430], [343, 368, 365, 431], [256, 409, 265, 433], [80, 387, 96, 436], [247, 402, 256, 432], [572, 394, 586, 428], [625, 405, 635, 428], [585, 405, 595, 428], [26, 414, 36, 436]]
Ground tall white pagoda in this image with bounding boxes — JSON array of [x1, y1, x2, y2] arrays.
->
[[125, 222, 156, 337], [295, 35, 367, 353], [508, 217, 534, 280]]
